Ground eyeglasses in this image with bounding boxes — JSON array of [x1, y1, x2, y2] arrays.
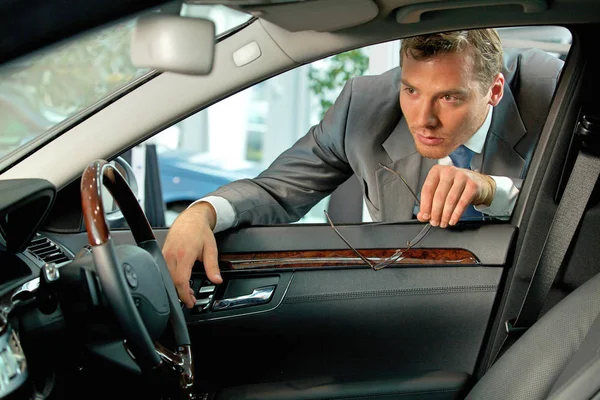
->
[[324, 164, 432, 271], [324, 210, 432, 270]]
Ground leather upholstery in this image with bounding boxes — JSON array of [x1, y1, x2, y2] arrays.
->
[[466, 271, 600, 399]]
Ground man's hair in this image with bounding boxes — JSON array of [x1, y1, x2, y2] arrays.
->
[[400, 29, 503, 93]]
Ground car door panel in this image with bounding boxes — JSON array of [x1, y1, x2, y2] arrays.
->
[[190, 267, 501, 379], [139, 222, 516, 398]]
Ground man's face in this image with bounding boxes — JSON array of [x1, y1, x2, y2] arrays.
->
[[399, 49, 504, 159]]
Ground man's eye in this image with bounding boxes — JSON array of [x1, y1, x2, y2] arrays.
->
[[405, 87, 416, 95], [443, 95, 458, 102]]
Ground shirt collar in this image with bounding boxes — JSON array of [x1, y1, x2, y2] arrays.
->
[[463, 105, 493, 154]]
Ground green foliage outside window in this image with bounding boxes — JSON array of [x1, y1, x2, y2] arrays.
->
[[307, 49, 370, 120]]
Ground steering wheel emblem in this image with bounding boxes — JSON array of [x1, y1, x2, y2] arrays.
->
[[123, 263, 138, 289]]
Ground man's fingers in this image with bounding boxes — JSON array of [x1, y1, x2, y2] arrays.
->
[[175, 279, 195, 309], [430, 172, 454, 226], [418, 167, 440, 221], [202, 234, 223, 284], [173, 250, 198, 309], [441, 178, 466, 227], [449, 181, 478, 225], [419, 166, 493, 226], [163, 246, 190, 302], [161, 204, 222, 308], [188, 287, 197, 308]]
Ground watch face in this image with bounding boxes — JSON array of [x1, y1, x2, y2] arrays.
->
[[0, 326, 28, 398]]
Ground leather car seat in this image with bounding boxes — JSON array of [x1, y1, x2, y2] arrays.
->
[[466, 269, 600, 399]]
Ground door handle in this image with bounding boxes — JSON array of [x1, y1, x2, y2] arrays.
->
[[213, 285, 276, 311]]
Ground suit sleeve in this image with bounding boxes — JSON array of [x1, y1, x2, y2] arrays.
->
[[205, 79, 356, 227]]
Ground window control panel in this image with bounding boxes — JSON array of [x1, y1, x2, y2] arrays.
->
[[190, 279, 217, 314]]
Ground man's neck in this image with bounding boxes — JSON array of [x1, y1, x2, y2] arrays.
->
[[463, 105, 493, 154]]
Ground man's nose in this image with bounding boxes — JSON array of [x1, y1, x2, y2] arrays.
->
[[415, 100, 438, 127]]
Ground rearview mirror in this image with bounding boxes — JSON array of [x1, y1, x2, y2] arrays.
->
[[131, 14, 215, 75]]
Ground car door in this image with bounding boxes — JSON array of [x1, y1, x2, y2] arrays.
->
[[175, 222, 512, 398]]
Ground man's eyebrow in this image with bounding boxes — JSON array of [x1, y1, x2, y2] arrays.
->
[[439, 88, 469, 97], [400, 78, 414, 87], [400, 79, 469, 97]]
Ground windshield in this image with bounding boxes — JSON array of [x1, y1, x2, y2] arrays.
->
[[0, 4, 251, 163]]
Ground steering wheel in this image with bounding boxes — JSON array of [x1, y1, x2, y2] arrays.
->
[[80, 160, 194, 395]]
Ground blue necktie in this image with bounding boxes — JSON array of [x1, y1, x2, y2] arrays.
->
[[449, 144, 474, 170], [414, 145, 484, 220], [448, 145, 483, 220]]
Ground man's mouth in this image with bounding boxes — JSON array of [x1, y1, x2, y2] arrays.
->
[[416, 134, 443, 146]]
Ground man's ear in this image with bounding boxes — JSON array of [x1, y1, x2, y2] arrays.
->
[[488, 72, 505, 106]]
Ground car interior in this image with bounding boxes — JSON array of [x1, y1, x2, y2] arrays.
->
[[2, 0, 600, 400]]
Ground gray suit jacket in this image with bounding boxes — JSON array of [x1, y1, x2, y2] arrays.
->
[[210, 48, 564, 226]]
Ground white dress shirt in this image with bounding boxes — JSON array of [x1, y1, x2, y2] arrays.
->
[[448, 106, 518, 217], [193, 106, 518, 233]]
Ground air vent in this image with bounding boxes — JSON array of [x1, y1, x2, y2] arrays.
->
[[26, 235, 71, 265]]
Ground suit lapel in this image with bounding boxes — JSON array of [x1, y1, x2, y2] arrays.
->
[[489, 85, 527, 147], [475, 85, 527, 177], [376, 117, 427, 221]]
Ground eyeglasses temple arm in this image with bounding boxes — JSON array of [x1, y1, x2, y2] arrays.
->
[[324, 210, 375, 268], [378, 162, 420, 206], [407, 223, 432, 248]]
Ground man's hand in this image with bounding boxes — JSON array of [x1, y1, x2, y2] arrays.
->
[[162, 202, 223, 308], [416, 165, 496, 228]]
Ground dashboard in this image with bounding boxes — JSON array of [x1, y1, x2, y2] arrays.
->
[[0, 175, 184, 399], [0, 178, 75, 398], [0, 179, 56, 254]]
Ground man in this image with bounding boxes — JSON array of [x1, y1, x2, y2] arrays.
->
[[163, 29, 564, 308]]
